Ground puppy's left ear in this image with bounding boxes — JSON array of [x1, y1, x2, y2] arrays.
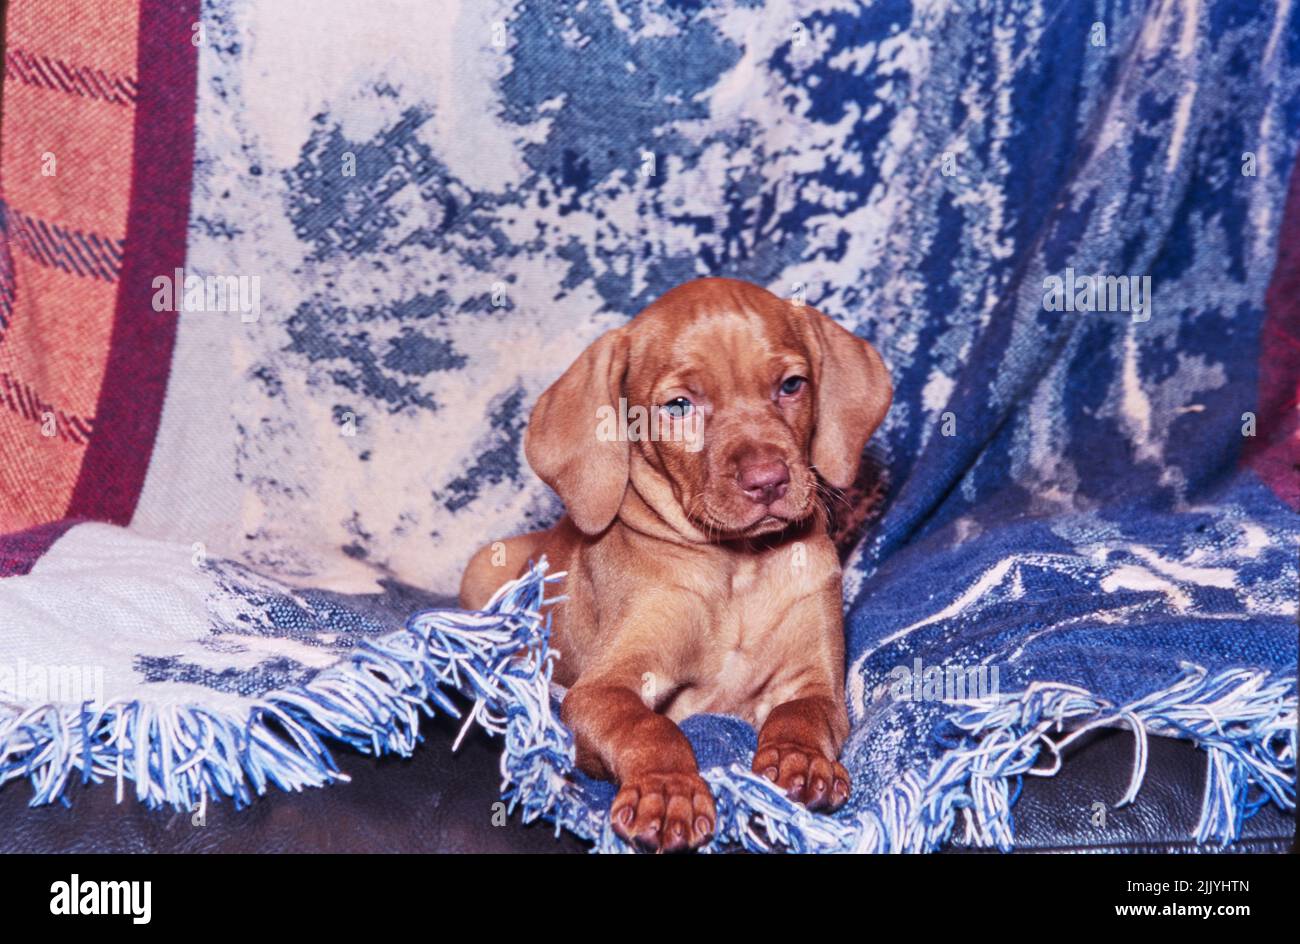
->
[[803, 305, 892, 489]]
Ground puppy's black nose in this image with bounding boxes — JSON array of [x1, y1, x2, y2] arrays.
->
[[738, 459, 789, 505]]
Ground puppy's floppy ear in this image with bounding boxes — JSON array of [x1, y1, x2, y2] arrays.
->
[[804, 305, 892, 489], [524, 327, 630, 535]]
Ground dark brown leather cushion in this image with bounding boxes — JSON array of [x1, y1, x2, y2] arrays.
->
[[0, 708, 585, 854], [947, 729, 1293, 853], [1, 698, 1289, 853]]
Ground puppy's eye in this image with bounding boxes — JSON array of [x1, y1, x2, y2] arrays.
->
[[661, 397, 694, 417], [779, 376, 807, 396]]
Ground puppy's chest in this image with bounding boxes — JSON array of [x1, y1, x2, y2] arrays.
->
[[667, 556, 820, 725]]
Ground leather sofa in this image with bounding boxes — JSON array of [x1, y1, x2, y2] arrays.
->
[[3, 698, 1289, 853]]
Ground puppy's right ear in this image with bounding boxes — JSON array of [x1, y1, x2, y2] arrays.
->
[[525, 327, 630, 535]]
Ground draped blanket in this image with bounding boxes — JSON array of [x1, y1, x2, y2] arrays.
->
[[0, 0, 1295, 851]]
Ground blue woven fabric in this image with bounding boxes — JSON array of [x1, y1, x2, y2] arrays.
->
[[409, 0, 1299, 851]]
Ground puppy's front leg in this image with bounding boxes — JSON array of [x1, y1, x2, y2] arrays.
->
[[562, 646, 715, 852], [753, 589, 852, 812], [753, 695, 851, 811]]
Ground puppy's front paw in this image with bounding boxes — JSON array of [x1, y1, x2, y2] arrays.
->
[[753, 743, 850, 812], [610, 772, 715, 853]]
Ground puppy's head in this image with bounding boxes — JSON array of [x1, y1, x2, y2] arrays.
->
[[525, 278, 891, 539]]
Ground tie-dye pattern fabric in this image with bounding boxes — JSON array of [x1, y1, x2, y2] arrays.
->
[[1, 0, 1296, 851]]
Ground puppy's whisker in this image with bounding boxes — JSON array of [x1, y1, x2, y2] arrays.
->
[[686, 494, 717, 543], [812, 476, 853, 508], [812, 479, 855, 522]]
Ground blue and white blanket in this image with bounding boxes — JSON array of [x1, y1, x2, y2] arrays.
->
[[0, 0, 1295, 852]]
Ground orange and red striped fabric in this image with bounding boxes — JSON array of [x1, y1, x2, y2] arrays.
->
[[0, 0, 198, 550]]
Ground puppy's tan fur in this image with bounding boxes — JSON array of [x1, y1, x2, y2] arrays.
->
[[460, 278, 891, 851]]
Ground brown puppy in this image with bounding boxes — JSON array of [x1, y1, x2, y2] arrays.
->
[[460, 278, 891, 851]]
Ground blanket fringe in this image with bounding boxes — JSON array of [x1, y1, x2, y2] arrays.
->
[[0, 566, 555, 812], [4, 560, 1294, 853], [408, 562, 1297, 853]]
